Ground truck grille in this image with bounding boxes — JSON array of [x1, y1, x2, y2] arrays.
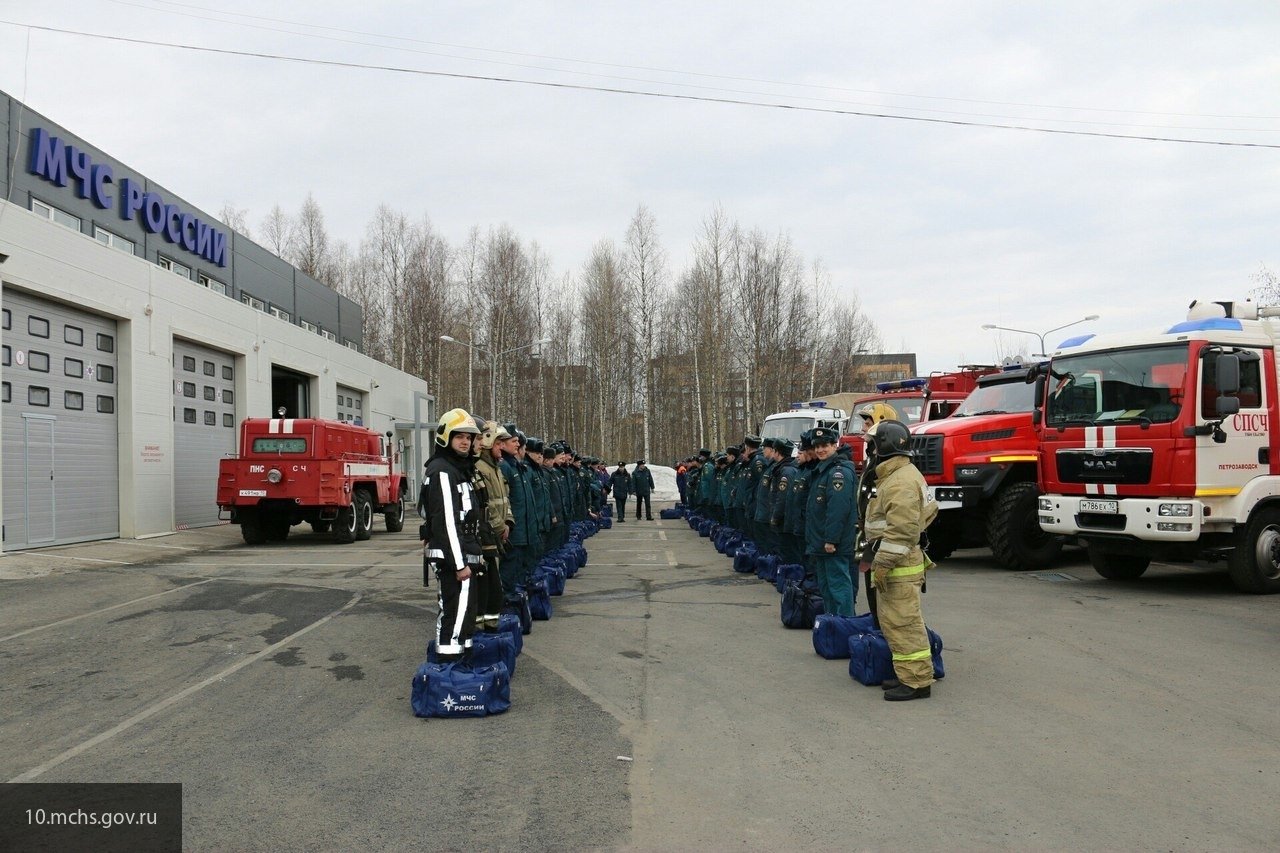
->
[[1056, 448, 1153, 485], [911, 435, 943, 475]]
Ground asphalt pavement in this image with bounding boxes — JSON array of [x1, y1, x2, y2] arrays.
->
[[2, 511, 1279, 851]]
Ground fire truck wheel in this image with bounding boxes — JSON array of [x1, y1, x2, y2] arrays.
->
[[354, 490, 374, 541], [1227, 507, 1280, 594], [240, 509, 268, 545], [1087, 544, 1149, 580], [265, 514, 290, 542], [988, 482, 1063, 571], [385, 490, 406, 533], [310, 520, 332, 533], [334, 505, 358, 544], [925, 515, 961, 561]]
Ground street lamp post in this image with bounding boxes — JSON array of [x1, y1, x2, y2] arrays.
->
[[981, 315, 1100, 358], [441, 334, 552, 416]]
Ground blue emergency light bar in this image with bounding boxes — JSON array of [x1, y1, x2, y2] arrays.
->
[[1165, 318, 1244, 334], [875, 378, 928, 392], [808, 400, 828, 408], [1055, 334, 1095, 349]]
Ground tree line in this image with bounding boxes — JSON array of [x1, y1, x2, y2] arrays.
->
[[220, 197, 883, 464]]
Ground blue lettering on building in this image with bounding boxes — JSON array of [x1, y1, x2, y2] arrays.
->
[[26, 127, 228, 268]]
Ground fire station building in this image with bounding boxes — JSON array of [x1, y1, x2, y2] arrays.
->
[[0, 89, 434, 550]]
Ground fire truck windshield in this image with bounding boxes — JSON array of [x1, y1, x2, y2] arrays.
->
[[952, 377, 1036, 417], [1045, 344, 1188, 427], [251, 437, 308, 453], [762, 417, 817, 442]]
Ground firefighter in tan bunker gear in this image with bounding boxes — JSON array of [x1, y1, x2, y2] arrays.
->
[[862, 420, 938, 701]]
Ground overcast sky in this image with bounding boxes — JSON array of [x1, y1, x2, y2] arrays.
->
[[3, 1, 1279, 375]]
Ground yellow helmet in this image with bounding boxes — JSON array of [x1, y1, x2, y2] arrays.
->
[[436, 407, 482, 446], [857, 402, 898, 427]]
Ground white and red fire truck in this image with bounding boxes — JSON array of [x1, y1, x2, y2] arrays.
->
[[1036, 299, 1280, 593], [217, 417, 407, 545]]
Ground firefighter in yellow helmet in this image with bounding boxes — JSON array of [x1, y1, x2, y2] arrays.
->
[[857, 401, 898, 430], [861, 420, 939, 701], [420, 408, 483, 661]]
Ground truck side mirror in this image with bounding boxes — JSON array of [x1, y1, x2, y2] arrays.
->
[[1216, 396, 1240, 418], [1216, 353, 1241, 395]]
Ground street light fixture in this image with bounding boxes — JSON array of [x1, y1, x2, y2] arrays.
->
[[441, 334, 552, 416], [981, 315, 1099, 357]]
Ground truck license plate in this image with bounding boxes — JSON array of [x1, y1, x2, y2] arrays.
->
[[239, 489, 267, 497], [1080, 499, 1118, 514]]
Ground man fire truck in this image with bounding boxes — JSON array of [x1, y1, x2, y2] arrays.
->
[[217, 417, 407, 545], [909, 361, 1065, 569], [1035, 299, 1280, 593]]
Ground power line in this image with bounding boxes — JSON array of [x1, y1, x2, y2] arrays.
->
[[93, 0, 1280, 132], [5, 21, 1280, 149], [105, 0, 1280, 123]]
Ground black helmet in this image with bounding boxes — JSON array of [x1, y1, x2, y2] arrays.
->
[[871, 420, 912, 459]]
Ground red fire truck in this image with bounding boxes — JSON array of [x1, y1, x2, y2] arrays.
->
[[909, 361, 1064, 568], [1036, 299, 1280, 593], [844, 367, 999, 470], [217, 417, 407, 545]]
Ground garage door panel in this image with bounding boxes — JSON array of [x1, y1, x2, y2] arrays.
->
[[2, 289, 119, 549], [173, 339, 235, 528]]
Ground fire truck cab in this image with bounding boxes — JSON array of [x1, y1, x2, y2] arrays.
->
[[761, 401, 849, 449], [1036, 299, 1280, 593], [217, 417, 407, 545], [909, 361, 1063, 568], [844, 367, 998, 471]]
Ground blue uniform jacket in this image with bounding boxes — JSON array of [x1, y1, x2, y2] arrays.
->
[[804, 456, 858, 555]]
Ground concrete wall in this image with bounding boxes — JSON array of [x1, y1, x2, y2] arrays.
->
[[0, 203, 431, 542]]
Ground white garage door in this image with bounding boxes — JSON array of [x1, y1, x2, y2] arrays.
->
[[2, 288, 120, 549], [173, 339, 236, 528], [336, 385, 363, 424]]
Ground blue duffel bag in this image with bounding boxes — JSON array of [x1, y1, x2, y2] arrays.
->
[[567, 541, 587, 569], [659, 507, 682, 519], [698, 519, 713, 537], [812, 613, 877, 659], [536, 562, 566, 596], [602, 505, 613, 518], [470, 630, 518, 678], [528, 579, 553, 620], [781, 579, 825, 629], [504, 590, 532, 636], [755, 553, 780, 583], [713, 529, 730, 553], [848, 627, 946, 685], [688, 514, 702, 530], [732, 544, 758, 573], [775, 563, 805, 595], [600, 516, 612, 529], [549, 551, 576, 580], [411, 660, 509, 718], [497, 612, 525, 653]]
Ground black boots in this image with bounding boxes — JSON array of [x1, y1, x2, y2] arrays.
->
[[883, 684, 931, 701], [881, 679, 900, 691]]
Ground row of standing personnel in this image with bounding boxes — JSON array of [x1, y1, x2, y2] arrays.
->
[[684, 430, 860, 617], [681, 404, 940, 701], [420, 407, 607, 662]]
